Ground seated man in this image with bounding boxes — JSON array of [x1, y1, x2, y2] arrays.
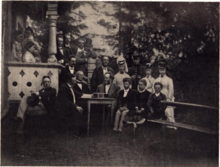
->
[[147, 82, 167, 120], [113, 78, 137, 132], [96, 71, 120, 98], [125, 79, 151, 132], [15, 76, 56, 133], [74, 71, 90, 96], [53, 74, 83, 136]]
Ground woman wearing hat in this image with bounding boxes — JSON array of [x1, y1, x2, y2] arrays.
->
[[154, 61, 176, 130], [22, 40, 41, 63], [142, 63, 155, 93], [113, 59, 130, 90]]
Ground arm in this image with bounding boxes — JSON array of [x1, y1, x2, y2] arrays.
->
[[147, 94, 154, 113], [91, 68, 98, 92], [167, 78, 174, 101], [76, 52, 87, 65]]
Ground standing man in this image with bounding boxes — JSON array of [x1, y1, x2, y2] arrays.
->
[[53, 74, 84, 136], [59, 56, 78, 87], [63, 33, 73, 59], [128, 51, 146, 90], [56, 35, 67, 65], [91, 56, 114, 92], [142, 63, 155, 93], [154, 61, 176, 130], [113, 60, 130, 90]]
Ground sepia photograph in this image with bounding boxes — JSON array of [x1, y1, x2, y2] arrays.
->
[[1, 1, 219, 166]]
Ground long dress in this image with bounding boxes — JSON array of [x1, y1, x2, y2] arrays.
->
[[154, 74, 176, 128]]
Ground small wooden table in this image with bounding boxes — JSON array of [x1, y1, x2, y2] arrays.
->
[[80, 97, 115, 136]]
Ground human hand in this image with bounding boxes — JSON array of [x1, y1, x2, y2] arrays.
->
[[76, 106, 83, 114], [137, 75, 141, 79]]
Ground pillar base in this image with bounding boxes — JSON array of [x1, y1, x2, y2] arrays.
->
[[47, 55, 57, 63]]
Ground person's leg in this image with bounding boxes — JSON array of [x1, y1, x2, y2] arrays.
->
[[136, 118, 146, 125], [16, 96, 28, 121], [113, 110, 121, 131], [165, 106, 177, 130], [118, 110, 129, 132]]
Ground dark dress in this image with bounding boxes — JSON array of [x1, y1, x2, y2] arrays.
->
[[125, 90, 151, 122], [128, 65, 146, 90], [147, 93, 167, 119]]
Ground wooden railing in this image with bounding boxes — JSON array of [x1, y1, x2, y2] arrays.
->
[[147, 101, 218, 135]]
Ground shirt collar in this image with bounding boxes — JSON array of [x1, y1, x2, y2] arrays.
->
[[138, 88, 146, 93], [159, 74, 166, 78], [155, 92, 161, 97], [124, 88, 129, 92]]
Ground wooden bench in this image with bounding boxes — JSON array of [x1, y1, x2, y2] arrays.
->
[[147, 101, 218, 135]]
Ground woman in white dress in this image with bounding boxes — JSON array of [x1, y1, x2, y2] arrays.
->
[[153, 61, 176, 129]]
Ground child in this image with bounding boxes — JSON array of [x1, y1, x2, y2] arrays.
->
[[125, 79, 151, 132], [147, 82, 167, 120], [142, 63, 155, 93], [113, 78, 137, 132]]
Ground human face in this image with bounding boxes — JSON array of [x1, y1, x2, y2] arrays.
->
[[24, 30, 32, 38], [154, 85, 162, 94], [123, 81, 130, 90], [133, 58, 140, 65], [118, 65, 125, 73], [42, 78, 51, 88], [104, 74, 111, 85], [145, 69, 152, 76], [159, 68, 166, 76], [102, 57, 109, 67], [78, 41, 84, 49], [71, 77, 77, 84], [138, 81, 146, 91], [57, 38, 64, 47], [77, 72, 84, 81], [65, 36, 71, 44], [16, 34, 24, 43], [69, 58, 76, 67]]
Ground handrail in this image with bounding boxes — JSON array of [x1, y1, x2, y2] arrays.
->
[[6, 62, 64, 68], [161, 101, 219, 111]]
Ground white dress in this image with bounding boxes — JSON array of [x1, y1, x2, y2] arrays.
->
[[142, 75, 155, 93], [113, 72, 130, 90]]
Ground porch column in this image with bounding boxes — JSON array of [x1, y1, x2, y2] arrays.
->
[[46, 2, 58, 63]]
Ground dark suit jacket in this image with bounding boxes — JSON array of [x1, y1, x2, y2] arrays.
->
[[96, 83, 120, 98], [136, 90, 151, 117], [56, 47, 72, 65], [128, 65, 146, 90], [73, 82, 90, 96], [116, 89, 137, 111], [53, 83, 78, 117], [59, 65, 79, 87], [39, 87, 56, 113], [91, 66, 114, 93]]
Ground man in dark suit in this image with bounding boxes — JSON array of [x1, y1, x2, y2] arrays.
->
[[128, 51, 146, 90], [113, 77, 137, 132], [91, 55, 114, 92], [53, 73, 84, 136], [96, 71, 120, 98], [59, 56, 78, 87], [74, 71, 90, 97]]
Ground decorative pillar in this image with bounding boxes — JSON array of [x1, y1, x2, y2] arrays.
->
[[46, 2, 58, 63]]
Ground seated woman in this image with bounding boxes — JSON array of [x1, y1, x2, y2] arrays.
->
[[147, 82, 167, 120], [125, 79, 151, 132], [113, 78, 137, 132], [22, 40, 41, 63]]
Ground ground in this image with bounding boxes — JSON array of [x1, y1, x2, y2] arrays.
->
[[1, 115, 218, 166]]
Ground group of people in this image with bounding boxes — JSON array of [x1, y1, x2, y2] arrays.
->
[[13, 28, 176, 136]]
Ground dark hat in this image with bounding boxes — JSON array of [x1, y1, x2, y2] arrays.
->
[[13, 30, 23, 38], [84, 38, 93, 47], [132, 50, 140, 59], [25, 26, 34, 34], [146, 63, 152, 69], [24, 40, 35, 50], [158, 61, 166, 69], [118, 60, 125, 65]]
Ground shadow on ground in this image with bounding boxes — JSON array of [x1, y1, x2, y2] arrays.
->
[[1, 117, 218, 166]]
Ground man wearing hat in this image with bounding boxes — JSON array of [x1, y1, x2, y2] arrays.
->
[[154, 61, 176, 130], [142, 63, 155, 93], [84, 38, 97, 59], [113, 60, 130, 90], [128, 51, 146, 90], [91, 55, 114, 92], [14, 76, 57, 133]]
